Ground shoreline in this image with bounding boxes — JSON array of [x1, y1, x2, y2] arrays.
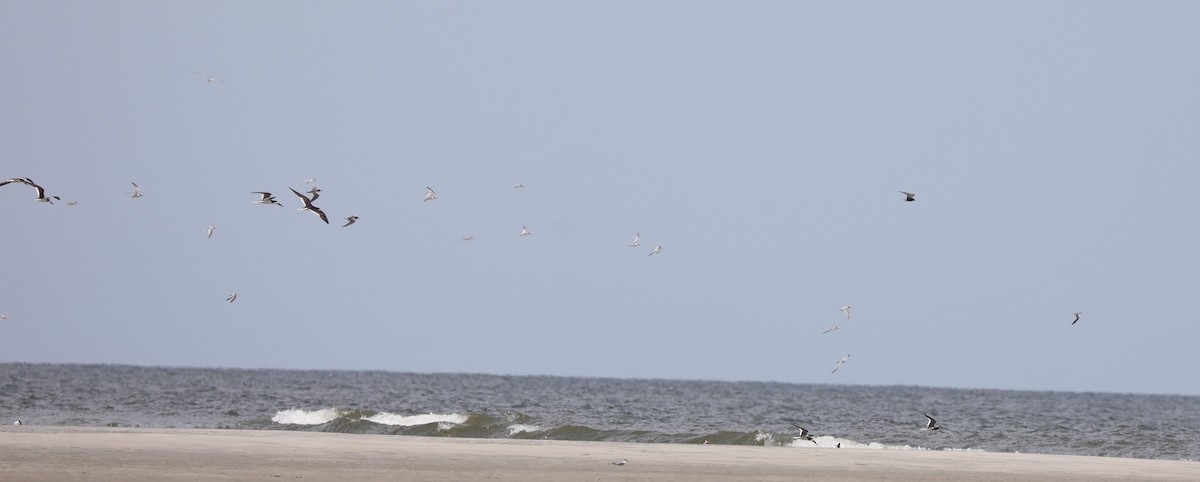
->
[[1, 426, 1196, 481]]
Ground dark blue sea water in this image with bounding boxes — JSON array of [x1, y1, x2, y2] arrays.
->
[[1, 363, 1196, 461]]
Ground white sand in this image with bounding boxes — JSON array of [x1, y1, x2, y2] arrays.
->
[[0, 426, 1196, 481]]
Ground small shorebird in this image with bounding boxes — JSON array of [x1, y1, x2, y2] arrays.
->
[[791, 425, 818, 444], [831, 354, 850, 374], [1071, 311, 1083, 325], [289, 187, 329, 224], [129, 182, 143, 198], [194, 72, 222, 83], [253, 192, 282, 206], [900, 191, 916, 202], [520, 226, 531, 236], [226, 292, 238, 303], [206, 225, 216, 238], [839, 306, 851, 319], [342, 215, 358, 227], [462, 235, 475, 241], [611, 459, 627, 466], [629, 231, 641, 247], [921, 413, 942, 431], [648, 245, 663, 256], [822, 324, 840, 334], [423, 186, 437, 202]]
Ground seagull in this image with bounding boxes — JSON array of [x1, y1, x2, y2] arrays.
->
[[791, 425, 818, 445], [206, 225, 216, 238], [194, 72, 222, 83], [1071, 311, 1083, 325], [611, 459, 627, 466], [253, 192, 282, 206], [831, 354, 850, 374], [304, 178, 317, 184], [900, 191, 916, 202], [648, 245, 663, 256], [4, 178, 60, 204], [628, 231, 641, 247], [342, 215, 358, 227], [520, 226, 531, 236], [512, 183, 525, 189], [307, 186, 321, 201], [921, 413, 942, 431], [822, 324, 840, 334], [462, 236, 475, 241], [226, 292, 238, 303], [423, 186, 437, 202], [129, 182, 143, 198], [839, 306, 851, 319], [289, 187, 329, 224]]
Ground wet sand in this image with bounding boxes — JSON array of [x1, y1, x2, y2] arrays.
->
[[0, 426, 1196, 481]]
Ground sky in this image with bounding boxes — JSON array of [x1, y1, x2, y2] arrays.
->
[[2, 1, 1199, 396]]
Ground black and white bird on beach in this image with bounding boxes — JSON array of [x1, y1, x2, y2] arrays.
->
[[289, 188, 329, 224]]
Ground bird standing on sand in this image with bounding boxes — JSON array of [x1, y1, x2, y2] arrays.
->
[[1072, 311, 1083, 325]]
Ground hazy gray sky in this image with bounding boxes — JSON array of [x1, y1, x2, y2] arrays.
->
[[3, 1, 1199, 395]]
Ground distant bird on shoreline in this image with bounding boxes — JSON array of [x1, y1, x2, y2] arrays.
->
[[226, 292, 238, 303], [921, 413, 942, 431], [611, 459, 627, 466], [289, 188, 329, 224], [423, 186, 437, 202], [900, 191, 916, 202], [791, 425, 817, 444], [831, 354, 850, 374], [206, 225, 216, 238], [1071, 311, 1083, 325], [253, 192, 282, 206], [129, 182, 143, 198], [342, 215, 358, 227], [839, 306, 851, 319]]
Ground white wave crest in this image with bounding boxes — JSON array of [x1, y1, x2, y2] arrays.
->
[[272, 408, 340, 425], [507, 423, 543, 435], [363, 412, 468, 427]]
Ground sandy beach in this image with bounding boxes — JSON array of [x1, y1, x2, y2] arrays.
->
[[0, 426, 1195, 481]]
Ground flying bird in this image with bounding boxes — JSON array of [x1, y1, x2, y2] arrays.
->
[[462, 236, 475, 241], [342, 215, 359, 227], [822, 324, 840, 334], [921, 413, 942, 431], [289, 187, 329, 224], [648, 245, 663, 256], [512, 184, 525, 189], [900, 191, 916, 202], [1071, 311, 1083, 325], [66, 201, 78, 206], [3, 178, 60, 203], [629, 231, 641, 247], [831, 354, 850, 374], [194, 72, 223, 83], [839, 306, 851, 319], [0, 314, 8, 320], [520, 226, 531, 236], [611, 459, 627, 466], [306, 186, 321, 201], [423, 186, 437, 202], [206, 225, 216, 238], [253, 192, 282, 206], [129, 182, 143, 198], [226, 292, 238, 303], [304, 178, 317, 184], [791, 425, 818, 445]]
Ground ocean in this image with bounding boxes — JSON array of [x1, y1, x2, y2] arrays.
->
[[2, 363, 1196, 461]]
